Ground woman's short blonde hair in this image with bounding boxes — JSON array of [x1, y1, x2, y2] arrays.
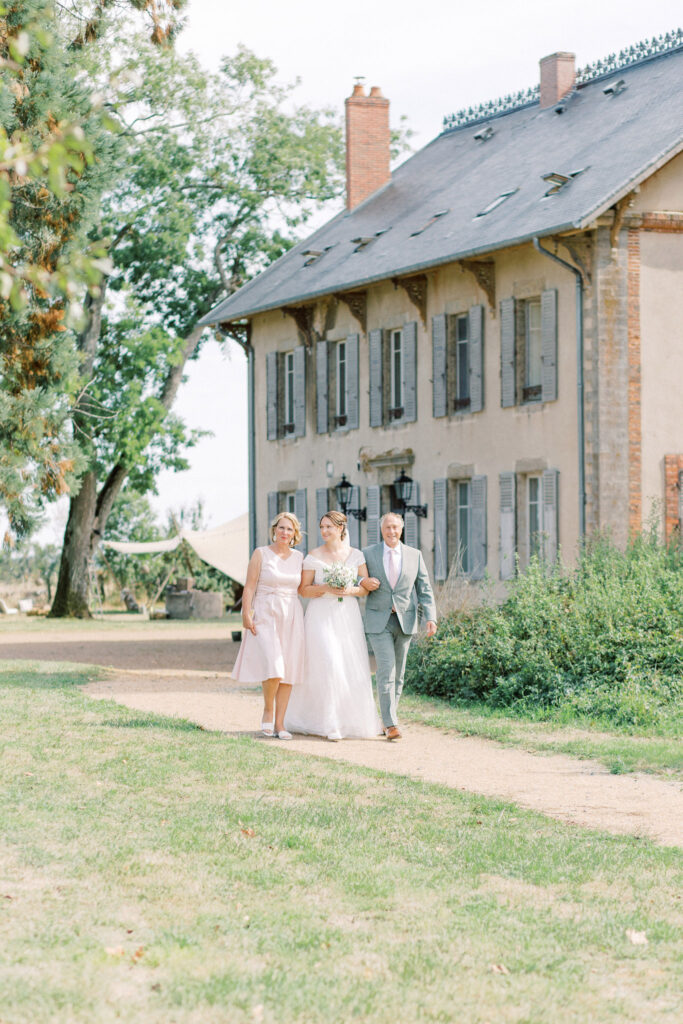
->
[[320, 509, 348, 540], [269, 511, 302, 547]]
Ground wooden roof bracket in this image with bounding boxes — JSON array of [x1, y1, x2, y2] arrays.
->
[[459, 259, 496, 316], [610, 192, 637, 251], [335, 290, 367, 333], [391, 274, 428, 327], [282, 305, 317, 347]]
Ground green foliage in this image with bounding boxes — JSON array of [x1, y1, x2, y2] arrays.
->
[[406, 532, 683, 732]]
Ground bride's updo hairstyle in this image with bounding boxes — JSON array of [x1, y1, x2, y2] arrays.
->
[[269, 511, 303, 547], [321, 509, 348, 540]]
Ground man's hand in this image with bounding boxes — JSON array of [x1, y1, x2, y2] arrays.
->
[[360, 577, 381, 592], [425, 620, 437, 638]]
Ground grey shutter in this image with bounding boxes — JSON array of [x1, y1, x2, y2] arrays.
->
[[470, 475, 487, 580], [542, 469, 559, 564], [369, 328, 383, 427], [267, 491, 279, 542], [404, 480, 420, 548], [266, 351, 278, 440], [366, 486, 381, 545], [347, 485, 360, 548], [346, 333, 359, 430], [499, 472, 516, 580], [432, 314, 448, 418], [316, 487, 329, 545], [316, 340, 329, 434], [500, 298, 516, 408], [469, 304, 484, 413], [294, 488, 307, 554], [293, 345, 306, 437], [402, 321, 417, 423], [541, 288, 558, 402], [433, 478, 448, 581]]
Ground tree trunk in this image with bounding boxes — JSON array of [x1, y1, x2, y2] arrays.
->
[[50, 470, 98, 618]]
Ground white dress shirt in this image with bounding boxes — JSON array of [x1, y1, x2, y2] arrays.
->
[[383, 542, 402, 588]]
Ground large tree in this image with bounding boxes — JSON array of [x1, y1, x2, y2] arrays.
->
[[50, 39, 344, 616], [0, 0, 186, 537]]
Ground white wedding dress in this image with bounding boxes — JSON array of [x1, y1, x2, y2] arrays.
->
[[285, 548, 382, 739]]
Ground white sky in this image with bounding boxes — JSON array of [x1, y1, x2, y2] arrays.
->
[[32, 0, 683, 542]]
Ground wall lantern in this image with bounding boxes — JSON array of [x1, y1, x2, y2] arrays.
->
[[392, 469, 428, 518], [334, 474, 367, 520]]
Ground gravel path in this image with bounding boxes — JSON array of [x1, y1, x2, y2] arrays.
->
[[85, 672, 683, 849]]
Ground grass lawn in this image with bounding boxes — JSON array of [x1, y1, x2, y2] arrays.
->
[[399, 696, 683, 778], [1, 660, 681, 1023]]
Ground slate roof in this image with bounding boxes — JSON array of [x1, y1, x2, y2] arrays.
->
[[200, 43, 683, 326]]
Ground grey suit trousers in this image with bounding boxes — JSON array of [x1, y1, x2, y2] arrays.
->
[[366, 613, 412, 728]]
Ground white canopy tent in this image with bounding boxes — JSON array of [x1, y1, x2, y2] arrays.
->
[[103, 513, 249, 585]]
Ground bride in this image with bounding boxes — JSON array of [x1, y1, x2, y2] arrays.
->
[[285, 510, 382, 741]]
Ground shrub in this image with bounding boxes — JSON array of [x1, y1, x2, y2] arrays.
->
[[406, 532, 683, 731]]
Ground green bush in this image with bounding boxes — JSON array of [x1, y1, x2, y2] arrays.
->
[[406, 532, 683, 731]]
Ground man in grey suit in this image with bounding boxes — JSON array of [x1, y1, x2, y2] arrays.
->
[[362, 512, 437, 740]]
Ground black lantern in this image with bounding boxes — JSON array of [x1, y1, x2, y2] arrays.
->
[[334, 474, 367, 520], [392, 469, 428, 518]]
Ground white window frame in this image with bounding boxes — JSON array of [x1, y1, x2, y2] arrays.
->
[[335, 339, 347, 423], [523, 298, 543, 401], [457, 479, 472, 574], [390, 329, 404, 416], [527, 475, 542, 560], [455, 313, 470, 409], [283, 350, 295, 431]]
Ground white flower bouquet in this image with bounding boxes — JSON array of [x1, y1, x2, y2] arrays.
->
[[323, 562, 357, 602]]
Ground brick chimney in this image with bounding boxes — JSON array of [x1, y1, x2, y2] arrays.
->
[[345, 83, 390, 210], [539, 52, 576, 109]]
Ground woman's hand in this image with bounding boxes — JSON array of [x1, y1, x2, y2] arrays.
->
[[242, 613, 257, 635]]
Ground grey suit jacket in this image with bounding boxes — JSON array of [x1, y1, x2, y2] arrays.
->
[[362, 542, 437, 635]]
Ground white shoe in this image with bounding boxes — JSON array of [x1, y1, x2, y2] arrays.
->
[[327, 731, 342, 742], [261, 719, 275, 737], [276, 730, 292, 740]]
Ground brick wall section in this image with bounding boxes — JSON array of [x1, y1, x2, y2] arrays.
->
[[664, 456, 683, 542], [345, 85, 390, 210], [639, 212, 683, 232], [627, 228, 642, 533]]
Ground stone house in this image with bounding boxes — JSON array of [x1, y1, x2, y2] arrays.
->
[[201, 34, 683, 585]]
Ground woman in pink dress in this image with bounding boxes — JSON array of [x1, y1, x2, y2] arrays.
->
[[232, 512, 305, 739]]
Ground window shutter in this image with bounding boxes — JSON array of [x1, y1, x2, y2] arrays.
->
[[542, 469, 559, 564], [470, 475, 487, 580], [347, 485, 360, 548], [266, 352, 278, 440], [315, 340, 329, 434], [404, 480, 420, 548], [402, 321, 417, 423], [369, 329, 383, 427], [499, 471, 516, 579], [345, 333, 359, 430], [432, 314, 448, 418], [294, 488, 308, 554], [541, 288, 558, 403], [500, 298, 516, 408], [433, 478, 448, 581], [316, 487, 329, 545], [293, 345, 306, 437], [469, 304, 484, 413], [267, 491, 279, 542], [366, 486, 381, 545]]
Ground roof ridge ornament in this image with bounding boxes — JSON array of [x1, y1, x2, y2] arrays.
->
[[442, 28, 682, 131]]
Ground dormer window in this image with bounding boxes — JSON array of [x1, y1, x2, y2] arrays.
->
[[475, 189, 518, 217], [541, 168, 586, 197], [351, 230, 388, 253]]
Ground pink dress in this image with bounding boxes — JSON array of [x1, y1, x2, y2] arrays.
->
[[232, 546, 305, 685]]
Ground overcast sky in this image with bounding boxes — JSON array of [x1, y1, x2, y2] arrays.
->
[[35, 0, 683, 543]]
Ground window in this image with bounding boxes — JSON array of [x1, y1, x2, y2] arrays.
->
[[457, 480, 472, 573], [266, 347, 306, 440], [527, 476, 542, 559], [335, 340, 347, 424], [390, 329, 404, 417], [476, 188, 518, 217], [283, 492, 296, 515], [315, 334, 359, 434], [283, 350, 295, 432], [454, 314, 470, 409], [523, 299, 542, 403]]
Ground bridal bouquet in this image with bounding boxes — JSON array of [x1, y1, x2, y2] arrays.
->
[[323, 562, 357, 602]]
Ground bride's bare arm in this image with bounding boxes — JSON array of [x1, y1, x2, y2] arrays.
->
[[298, 569, 328, 598]]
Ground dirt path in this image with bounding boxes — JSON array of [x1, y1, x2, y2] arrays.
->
[[85, 672, 683, 849]]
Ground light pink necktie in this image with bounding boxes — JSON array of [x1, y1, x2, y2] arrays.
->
[[388, 548, 399, 589]]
